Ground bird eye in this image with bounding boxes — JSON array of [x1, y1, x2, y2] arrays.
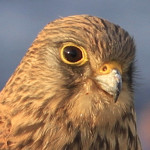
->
[[63, 46, 82, 62], [60, 43, 88, 66]]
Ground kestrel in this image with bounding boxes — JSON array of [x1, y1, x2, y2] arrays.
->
[[0, 15, 142, 150]]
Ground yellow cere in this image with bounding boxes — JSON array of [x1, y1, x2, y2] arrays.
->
[[60, 42, 88, 66], [99, 61, 122, 75]]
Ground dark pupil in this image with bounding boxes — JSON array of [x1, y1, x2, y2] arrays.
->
[[63, 46, 82, 62]]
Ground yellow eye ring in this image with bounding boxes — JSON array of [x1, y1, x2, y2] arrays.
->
[[60, 42, 88, 66]]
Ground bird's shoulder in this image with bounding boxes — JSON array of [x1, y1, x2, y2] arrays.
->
[[0, 95, 12, 149]]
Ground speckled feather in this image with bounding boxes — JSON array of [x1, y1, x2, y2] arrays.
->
[[0, 15, 141, 149]]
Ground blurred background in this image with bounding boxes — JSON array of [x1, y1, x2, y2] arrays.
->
[[0, 0, 150, 149]]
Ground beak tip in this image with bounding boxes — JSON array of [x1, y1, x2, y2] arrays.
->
[[113, 83, 122, 103], [114, 92, 120, 103]]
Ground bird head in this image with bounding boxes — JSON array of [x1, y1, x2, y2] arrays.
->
[[21, 15, 135, 124], [3, 15, 136, 128]]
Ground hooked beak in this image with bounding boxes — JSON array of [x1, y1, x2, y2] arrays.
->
[[110, 70, 122, 102], [95, 62, 122, 102]]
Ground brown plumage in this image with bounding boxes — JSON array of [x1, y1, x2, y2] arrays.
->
[[0, 15, 142, 150]]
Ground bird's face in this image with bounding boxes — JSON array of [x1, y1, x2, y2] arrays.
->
[[58, 42, 123, 102], [20, 15, 135, 126], [5, 15, 135, 128]]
